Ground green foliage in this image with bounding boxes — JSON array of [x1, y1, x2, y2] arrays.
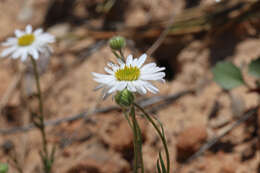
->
[[248, 57, 260, 78], [157, 152, 167, 173], [212, 61, 245, 90], [0, 163, 8, 173]]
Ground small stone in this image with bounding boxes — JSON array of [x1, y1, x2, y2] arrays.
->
[[67, 160, 100, 173], [66, 154, 130, 173], [48, 23, 70, 39], [220, 162, 237, 173], [62, 149, 71, 158], [176, 124, 208, 161], [1, 140, 14, 154]]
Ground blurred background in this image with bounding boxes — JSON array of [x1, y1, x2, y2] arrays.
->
[[0, 0, 260, 172]]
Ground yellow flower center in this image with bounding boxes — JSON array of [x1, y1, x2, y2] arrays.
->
[[115, 66, 140, 81], [18, 34, 35, 46]]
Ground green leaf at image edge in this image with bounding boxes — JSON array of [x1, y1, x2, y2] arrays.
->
[[248, 57, 260, 78], [0, 163, 8, 173], [212, 61, 245, 90]]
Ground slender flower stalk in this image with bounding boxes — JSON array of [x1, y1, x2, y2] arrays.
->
[[134, 103, 170, 173], [130, 105, 144, 173], [30, 56, 51, 173]]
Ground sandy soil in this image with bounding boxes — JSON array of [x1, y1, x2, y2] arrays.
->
[[0, 0, 259, 173]]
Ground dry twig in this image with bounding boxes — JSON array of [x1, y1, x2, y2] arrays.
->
[[177, 107, 258, 170]]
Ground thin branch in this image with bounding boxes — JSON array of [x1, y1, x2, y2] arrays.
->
[[0, 90, 193, 135], [146, 12, 176, 56]]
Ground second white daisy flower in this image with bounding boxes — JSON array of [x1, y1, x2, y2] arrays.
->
[[92, 54, 166, 96], [1, 25, 55, 61]]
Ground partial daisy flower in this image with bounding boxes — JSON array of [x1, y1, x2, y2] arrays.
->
[[92, 54, 165, 97], [1, 25, 55, 61]]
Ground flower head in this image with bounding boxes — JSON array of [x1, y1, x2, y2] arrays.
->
[[115, 88, 134, 107], [1, 25, 55, 61], [109, 36, 126, 50], [92, 54, 165, 97]]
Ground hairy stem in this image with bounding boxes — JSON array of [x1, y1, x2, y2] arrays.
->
[[130, 105, 144, 173], [134, 103, 170, 173], [130, 105, 139, 173], [30, 57, 50, 173], [135, 117, 144, 173]]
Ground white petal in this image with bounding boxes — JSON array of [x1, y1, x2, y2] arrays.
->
[[133, 81, 147, 94], [137, 54, 147, 68], [132, 58, 138, 67], [144, 82, 159, 93], [158, 79, 166, 83], [34, 28, 43, 36], [21, 51, 28, 61], [140, 72, 165, 80], [107, 62, 119, 71], [92, 72, 115, 79], [26, 25, 32, 34], [31, 49, 39, 59], [141, 66, 165, 74], [126, 54, 133, 66], [1, 46, 16, 57], [117, 58, 124, 67], [104, 67, 114, 75], [140, 63, 156, 71], [116, 82, 127, 91], [102, 88, 112, 99], [2, 38, 17, 46], [108, 84, 119, 94], [2, 42, 14, 47], [94, 84, 105, 91], [127, 82, 136, 92], [39, 33, 55, 43], [12, 49, 22, 59], [94, 78, 115, 84], [15, 29, 24, 37]]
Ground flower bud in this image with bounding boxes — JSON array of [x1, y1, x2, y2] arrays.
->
[[0, 163, 8, 173], [109, 36, 126, 50], [115, 89, 134, 107]]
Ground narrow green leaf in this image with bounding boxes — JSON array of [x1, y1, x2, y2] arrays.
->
[[212, 61, 245, 90], [249, 57, 260, 78], [0, 163, 8, 173], [157, 160, 162, 173], [159, 152, 167, 173]]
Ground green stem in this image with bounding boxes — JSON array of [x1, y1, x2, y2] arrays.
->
[[130, 105, 139, 173], [135, 118, 144, 173], [119, 49, 125, 62], [134, 103, 170, 173], [30, 57, 50, 173], [112, 50, 125, 62], [123, 109, 133, 129]]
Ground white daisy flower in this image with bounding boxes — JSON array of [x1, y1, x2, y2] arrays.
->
[[92, 54, 166, 97], [1, 25, 55, 61]]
